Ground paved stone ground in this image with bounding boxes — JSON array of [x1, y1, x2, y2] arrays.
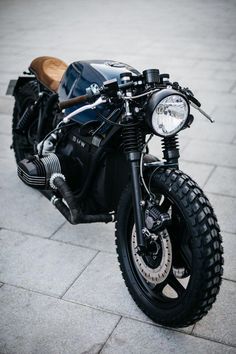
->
[[0, 0, 236, 353]]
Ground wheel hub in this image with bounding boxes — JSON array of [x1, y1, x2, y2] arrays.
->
[[131, 227, 172, 285]]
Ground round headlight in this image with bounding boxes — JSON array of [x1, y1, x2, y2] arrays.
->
[[146, 89, 189, 137]]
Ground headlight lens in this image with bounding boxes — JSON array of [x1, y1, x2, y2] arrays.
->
[[151, 94, 189, 136]]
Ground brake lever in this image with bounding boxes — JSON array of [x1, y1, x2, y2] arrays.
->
[[189, 101, 215, 123], [177, 85, 214, 123]]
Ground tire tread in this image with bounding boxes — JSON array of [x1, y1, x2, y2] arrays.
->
[[115, 168, 223, 327]]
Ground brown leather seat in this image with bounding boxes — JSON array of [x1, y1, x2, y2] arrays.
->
[[29, 56, 68, 92]]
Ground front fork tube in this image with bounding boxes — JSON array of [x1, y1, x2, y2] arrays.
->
[[127, 151, 146, 250]]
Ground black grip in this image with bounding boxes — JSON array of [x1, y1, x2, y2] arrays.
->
[[189, 95, 201, 107], [59, 94, 88, 110], [118, 81, 134, 90]]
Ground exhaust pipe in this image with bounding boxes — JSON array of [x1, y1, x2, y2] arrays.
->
[[49, 173, 113, 224]]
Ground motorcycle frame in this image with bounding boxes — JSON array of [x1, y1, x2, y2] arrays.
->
[[11, 76, 180, 251]]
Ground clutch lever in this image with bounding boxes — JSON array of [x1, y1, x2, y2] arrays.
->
[[63, 96, 107, 123], [174, 84, 215, 123], [189, 101, 215, 123]]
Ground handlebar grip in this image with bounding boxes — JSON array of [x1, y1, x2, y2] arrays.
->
[[118, 81, 134, 90], [189, 95, 201, 108], [59, 94, 88, 110]]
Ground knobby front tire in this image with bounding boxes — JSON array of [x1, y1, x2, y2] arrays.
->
[[115, 168, 223, 328]]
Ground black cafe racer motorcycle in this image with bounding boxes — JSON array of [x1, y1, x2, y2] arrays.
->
[[7, 56, 223, 327]]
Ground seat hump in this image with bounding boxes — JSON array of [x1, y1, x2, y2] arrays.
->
[[29, 56, 68, 92]]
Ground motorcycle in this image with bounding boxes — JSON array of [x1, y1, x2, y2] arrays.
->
[[7, 56, 223, 328]]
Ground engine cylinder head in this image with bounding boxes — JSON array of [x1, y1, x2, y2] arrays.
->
[[17, 153, 81, 190], [17, 153, 61, 189]]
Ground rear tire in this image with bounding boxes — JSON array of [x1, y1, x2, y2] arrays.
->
[[12, 81, 39, 162], [115, 168, 223, 327]]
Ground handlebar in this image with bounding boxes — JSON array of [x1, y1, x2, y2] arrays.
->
[[59, 78, 208, 124], [62, 96, 106, 123], [59, 80, 136, 111], [59, 94, 89, 110]]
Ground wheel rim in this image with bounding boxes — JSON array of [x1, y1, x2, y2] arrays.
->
[[127, 193, 193, 305], [131, 227, 172, 284]]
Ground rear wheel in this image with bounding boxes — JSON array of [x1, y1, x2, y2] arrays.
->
[[12, 81, 39, 162], [115, 168, 223, 327]]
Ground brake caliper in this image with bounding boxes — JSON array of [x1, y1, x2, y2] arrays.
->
[[145, 201, 171, 233]]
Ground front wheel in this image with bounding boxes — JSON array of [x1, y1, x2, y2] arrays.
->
[[115, 169, 223, 327]]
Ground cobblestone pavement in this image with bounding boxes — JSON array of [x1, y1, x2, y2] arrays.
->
[[0, 0, 236, 353]]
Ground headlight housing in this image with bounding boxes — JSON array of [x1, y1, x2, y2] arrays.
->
[[146, 89, 190, 137]]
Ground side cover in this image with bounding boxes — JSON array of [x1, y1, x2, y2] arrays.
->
[[58, 60, 140, 124]]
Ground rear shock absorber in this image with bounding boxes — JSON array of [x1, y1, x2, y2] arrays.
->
[[15, 93, 44, 134], [161, 135, 180, 165]]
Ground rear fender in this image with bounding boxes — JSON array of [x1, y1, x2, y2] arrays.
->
[[6, 76, 35, 96]]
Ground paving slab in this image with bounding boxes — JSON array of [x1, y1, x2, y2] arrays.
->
[[0, 181, 65, 237], [181, 140, 236, 168], [178, 67, 216, 81], [0, 133, 12, 159], [222, 232, 236, 282], [0, 84, 7, 96], [194, 91, 236, 110], [206, 106, 236, 125], [63, 251, 149, 321], [207, 193, 236, 234], [0, 96, 14, 115], [101, 317, 235, 354], [0, 156, 66, 238], [0, 114, 11, 136], [0, 55, 29, 74], [205, 166, 236, 197], [212, 69, 236, 81], [52, 222, 116, 253], [185, 77, 235, 94], [0, 229, 97, 296], [193, 280, 236, 347], [180, 119, 236, 144], [195, 59, 236, 73], [231, 86, 236, 95], [63, 251, 193, 334], [0, 157, 18, 190], [160, 43, 233, 62], [0, 284, 120, 354]]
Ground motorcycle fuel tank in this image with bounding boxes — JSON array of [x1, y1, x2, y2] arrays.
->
[[58, 60, 140, 125]]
